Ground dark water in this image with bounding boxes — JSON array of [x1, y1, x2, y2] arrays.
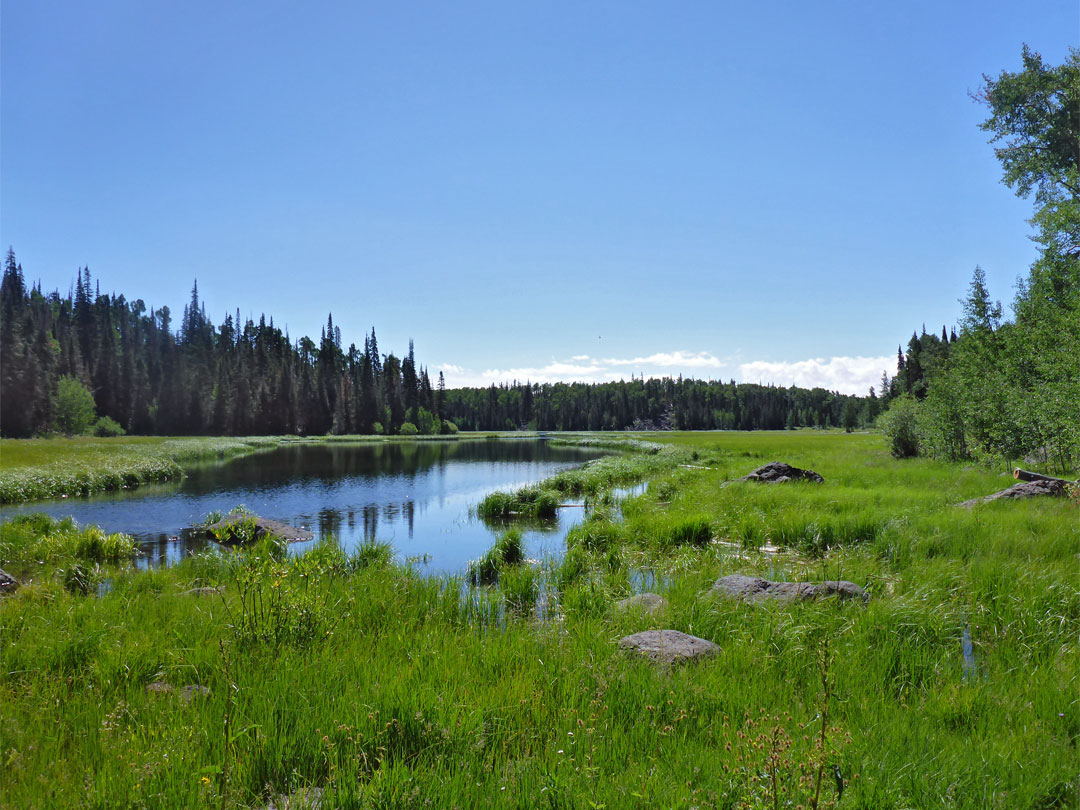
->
[[0, 440, 610, 574]]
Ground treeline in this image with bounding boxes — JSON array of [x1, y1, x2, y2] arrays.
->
[[0, 253, 875, 438], [877, 47, 1080, 470], [442, 378, 873, 432], [0, 256, 449, 437]]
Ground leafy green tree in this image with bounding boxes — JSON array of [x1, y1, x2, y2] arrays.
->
[[54, 376, 96, 435]]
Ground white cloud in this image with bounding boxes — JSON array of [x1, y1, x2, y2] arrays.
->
[[737, 355, 893, 396], [603, 350, 725, 369], [437, 351, 893, 395]]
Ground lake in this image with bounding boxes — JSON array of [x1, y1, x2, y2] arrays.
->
[[0, 439, 611, 573]]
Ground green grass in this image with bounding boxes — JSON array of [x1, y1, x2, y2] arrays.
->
[[1, 430, 1077, 809], [0, 435, 283, 503]]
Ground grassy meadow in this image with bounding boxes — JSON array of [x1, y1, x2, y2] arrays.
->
[[0, 430, 1077, 809]]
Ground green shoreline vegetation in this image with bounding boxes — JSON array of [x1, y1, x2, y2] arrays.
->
[[0, 433, 499, 504], [1, 430, 1077, 809]]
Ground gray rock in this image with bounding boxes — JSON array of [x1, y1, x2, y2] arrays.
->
[[618, 629, 719, 663], [959, 479, 1069, 508], [205, 514, 314, 544], [713, 574, 868, 604], [616, 593, 668, 613], [737, 461, 824, 484], [0, 567, 18, 596]]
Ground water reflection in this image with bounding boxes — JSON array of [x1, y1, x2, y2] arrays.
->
[[1, 439, 608, 575]]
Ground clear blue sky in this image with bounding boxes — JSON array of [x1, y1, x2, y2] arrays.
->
[[2, 1, 1075, 393]]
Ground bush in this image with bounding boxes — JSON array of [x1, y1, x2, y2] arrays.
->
[[92, 416, 126, 437], [878, 395, 922, 458], [399, 422, 419, 436], [54, 376, 96, 436], [441, 420, 459, 435]]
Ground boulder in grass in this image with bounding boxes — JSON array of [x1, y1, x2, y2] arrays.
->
[[615, 593, 668, 613], [959, 479, 1069, 508], [713, 574, 868, 604], [737, 461, 824, 484], [618, 629, 719, 663], [0, 568, 18, 596]]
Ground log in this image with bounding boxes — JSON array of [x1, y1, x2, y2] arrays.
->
[[1013, 468, 1077, 485]]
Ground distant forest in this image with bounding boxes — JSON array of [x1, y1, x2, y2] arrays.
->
[[0, 251, 873, 438]]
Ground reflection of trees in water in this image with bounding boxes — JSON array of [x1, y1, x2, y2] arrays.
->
[[318, 499, 418, 543], [184, 440, 603, 491]]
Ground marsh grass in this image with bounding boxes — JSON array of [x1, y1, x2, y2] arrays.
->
[[0, 436, 282, 503], [0, 431, 1077, 808], [466, 528, 525, 585]]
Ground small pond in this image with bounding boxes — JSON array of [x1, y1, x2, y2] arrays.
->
[[0, 440, 614, 574]]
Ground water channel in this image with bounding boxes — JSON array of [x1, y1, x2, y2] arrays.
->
[[0, 439, 612, 574]]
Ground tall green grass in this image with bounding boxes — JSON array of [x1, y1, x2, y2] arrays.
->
[[1, 430, 1077, 808], [0, 436, 282, 502]]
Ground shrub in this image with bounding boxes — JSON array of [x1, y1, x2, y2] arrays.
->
[[92, 416, 126, 437], [54, 376, 96, 435], [399, 422, 419, 436], [209, 515, 260, 545], [441, 420, 459, 435], [878, 395, 922, 458]]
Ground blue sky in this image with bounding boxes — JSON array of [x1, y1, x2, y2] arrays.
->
[[2, 1, 1075, 394]]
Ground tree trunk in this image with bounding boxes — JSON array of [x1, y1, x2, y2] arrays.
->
[[1013, 468, 1077, 485]]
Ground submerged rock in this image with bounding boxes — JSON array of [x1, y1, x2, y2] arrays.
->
[[618, 629, 719, 663], [205, 514, 314, 544], [737, 461, 824, 484], [0, 567, 18, 596], [615, 593, 668, 613], [713, 574, 868, 604], [959, 479, 1070, 508]]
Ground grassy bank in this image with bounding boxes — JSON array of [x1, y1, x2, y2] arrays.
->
[[0, 436, 285, 503], [0, 433, 484, 504], [1, 431, 1077, 809]]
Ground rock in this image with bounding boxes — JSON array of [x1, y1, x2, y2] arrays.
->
[[737, 461, 824, 484], [182, 586, 223, 597], [618, 629, 719, 663], [205, 514, 314, 544], [0, 567, 19, 596], [713, 574, 868, 604], [959, 478, 1070, 508], [615, 593, 668, 613]]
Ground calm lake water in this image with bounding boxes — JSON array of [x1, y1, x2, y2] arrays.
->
[[0, 440, 611, 574]]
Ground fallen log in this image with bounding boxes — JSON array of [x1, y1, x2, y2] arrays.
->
[[1013, 468, 1077, 485]]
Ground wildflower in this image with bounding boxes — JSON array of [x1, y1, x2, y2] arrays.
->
[[200, 776, 211, 785]]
